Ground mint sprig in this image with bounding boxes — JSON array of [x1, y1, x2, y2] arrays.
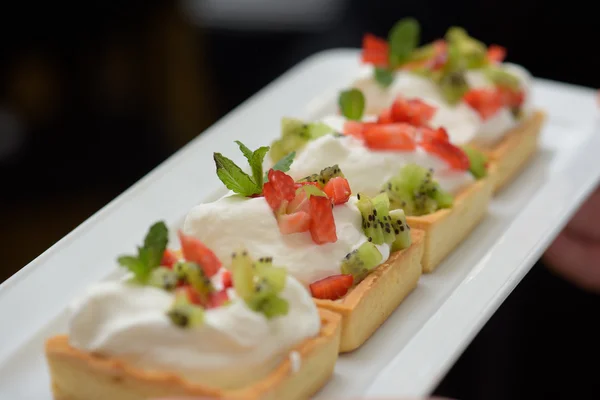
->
[[118, 221, 169, 283], [264, 151, 296, 183], [374, 67, 394, 88], [338, 88, 365, 121], [215, 141, 274, 196], [388, 17, 420, 68]]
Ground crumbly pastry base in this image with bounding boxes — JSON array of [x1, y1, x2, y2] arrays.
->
[[314, 229, 424, 353], [475, 110, 546, 194], [405, 176, 493, 273], [45, 309, 341, 400]]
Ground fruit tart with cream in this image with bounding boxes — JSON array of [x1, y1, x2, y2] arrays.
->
[[354, 18, 546, 192], [183, 142, 424, 351], [268, 92, 492, 272], [45, 221, 341, 400]]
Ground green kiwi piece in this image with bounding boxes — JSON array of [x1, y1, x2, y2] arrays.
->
[[173, 261, 214, 300], [247, 293, 289, 319], [461, 145, 488, 179], [371, 193, 396, 245], [389, 209, 412, 252], [270, 118, 334, 163], [483, 66, 521, 91], [445, 27, 488, 69], [298, 173, 321, 184], [230, 250, 255, 301], [255, 265, 287, 294], [148, 267, 179, 291], [167, 291, 205, 328], [340, 242, 383, 282], [383, 164, 454, 216], [357, 193, 385, 245], [319, 164, 345, 185]]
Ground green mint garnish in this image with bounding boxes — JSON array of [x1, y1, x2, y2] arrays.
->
[[374, 67, 395, 88], [235, 140, 269, 188], [118, 221, 169, 283], [388, 17, 420, 68], [214, 152, 261, 197], [338, 88, 365, 121], [264, 151, 296, 183]]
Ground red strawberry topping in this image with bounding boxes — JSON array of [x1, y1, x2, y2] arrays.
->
[[361, 33, 389, 67], [463, 88, 504, 120], [487, 45, 506, 64], [323, 177, 352, 205], [310, 274, 354, 300], [221, 270, 232, 289], [160, 249, 178, 269], [309, 195, 338, 244], [419, 136, 470, 171], [206, 290, 229, 309], [390, 96, 437, 126], [263, 169, 296, 211], [177, 285, 202, 305], [277, 211, 311, 234], [178, 231, 222, 278], [363, 123, 417, 151]]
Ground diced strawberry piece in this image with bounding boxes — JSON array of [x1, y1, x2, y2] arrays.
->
[[310, 274, 354, 300], [362, 123, 417, 151], [377, 109, 394, 124], [361, 33, 389, 67], [497, 86, 525, 108], [309, 195, 337, 244], [278, 211, 311, 234], [161, 249, 179, 269], [221, 270, 232, 289], [429, 40, 448, 70], [206, 290, 229, 309], [421, 126, 450, 142], [177, 231, 222, 278], [390, 96, 437, 126], [463, 88, 504, 120], [487, 45, 506, 63], [263, 169, 296, 212], [323, 177, 352, 205], [177, 285, 202, 305], [343, 121, 369, 139], [419, 137, 470, 171], [288, 187, 311, 213]]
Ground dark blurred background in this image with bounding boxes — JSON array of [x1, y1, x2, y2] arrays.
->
[[0, 1, 598, 399]]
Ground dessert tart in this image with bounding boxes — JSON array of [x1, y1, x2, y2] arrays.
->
[[45, 222, 341, 400], [353, 18, 546, 193], [183, 142, 424, 351]]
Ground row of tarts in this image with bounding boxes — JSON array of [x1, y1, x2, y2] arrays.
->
[[45, 19, 546, 400]]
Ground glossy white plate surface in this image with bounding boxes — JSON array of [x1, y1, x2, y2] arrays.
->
[[0, 49, 598, 399]]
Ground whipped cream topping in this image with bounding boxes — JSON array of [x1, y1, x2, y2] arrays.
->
[[285, 132, 474, 197], [68, 274, 320, 389], [183, 194, 390, 286], [352, 62, 534, 146]]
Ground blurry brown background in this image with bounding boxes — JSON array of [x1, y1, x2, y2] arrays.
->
[[1, 1, 598, 399]]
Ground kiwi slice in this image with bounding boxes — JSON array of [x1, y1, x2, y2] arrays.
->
[[230, 249, 289, 319], [167, 290, 205, 328], [461, 145, 488, 179], [174, 261, 214, 301], [148, 267, 179, 291], [371, 193, 396, 244], [483, 66, 521, 91], [445, 27, 488, 69], [389, 209, 412, 252], [299, 164, 345, 187], [357, 193, 385, 245], [340, 242, 383, 282], [383, 164, 453, 216], [270, 118, 334, 163]]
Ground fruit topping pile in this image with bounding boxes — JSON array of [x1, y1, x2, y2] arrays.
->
[[310, 191, 413, 301], [360, 18, 525, 115], [339, 89, 487, 178], [117, 221, 289, 329], [264, 166, 352, 244], [270, 118, 334, 163]]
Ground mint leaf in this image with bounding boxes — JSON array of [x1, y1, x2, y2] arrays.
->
[[234, 140, 254, 165], [249, 146, 269, 188], [388, 18, 420, 68], [214, 152, 261, 196], [374, 67, 394, 88], [117, 221, 169, 283], [264, 151, 296, 182], [338, 88, 365, 121]]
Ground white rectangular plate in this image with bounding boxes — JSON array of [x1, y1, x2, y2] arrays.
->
[[0, 49, 599, 399]]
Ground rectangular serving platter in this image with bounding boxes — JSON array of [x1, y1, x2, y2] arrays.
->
[[1, 49, 599, 399]]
